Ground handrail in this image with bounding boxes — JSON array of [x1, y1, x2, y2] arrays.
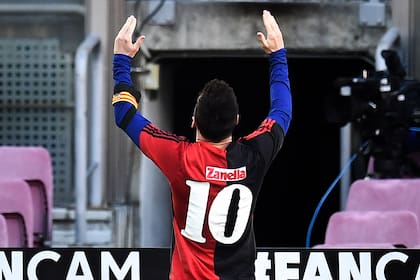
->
[[375, 27, 400, 71], [0, 4, 85, 15], [74, 34, 100, 245]]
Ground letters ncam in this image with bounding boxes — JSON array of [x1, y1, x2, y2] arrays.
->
[[206, 166, 247, 181], [0, 250, 140, 280]]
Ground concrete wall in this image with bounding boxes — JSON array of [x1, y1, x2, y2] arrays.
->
[[130, 1, 390, 57]]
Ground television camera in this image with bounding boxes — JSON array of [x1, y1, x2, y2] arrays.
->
[[326, 50, 420, 178]]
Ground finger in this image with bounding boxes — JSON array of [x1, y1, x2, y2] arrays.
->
[[256, 32, 266, 43], [122, 16, 135, 38], [269, 15, 281, 34], [263, 11, 278, 33], [262, 10, 274, 34], [133, 35, 146, 50], [118, 16, 133, 37], [256, 32, 268, 49], [126, 16, 138, 38]]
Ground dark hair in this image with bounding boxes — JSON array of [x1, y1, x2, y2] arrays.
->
[[194, 79, 239, 142]]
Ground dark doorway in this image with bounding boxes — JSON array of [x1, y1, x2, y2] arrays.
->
[[158, 53, 374, 247]]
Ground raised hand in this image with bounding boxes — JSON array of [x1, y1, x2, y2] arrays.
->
[[114, 15, 145, 57], [257, 10, 284, 54]]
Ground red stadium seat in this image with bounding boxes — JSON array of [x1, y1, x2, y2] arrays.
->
[[316, 210, 420, 248], [0, 214, 8, 247], [0, 146, 53, 247], [0, 179, 34, 247]]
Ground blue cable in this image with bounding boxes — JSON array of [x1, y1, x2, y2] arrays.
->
[[305, 141, 368, 248], [409, 127, 420, 132]]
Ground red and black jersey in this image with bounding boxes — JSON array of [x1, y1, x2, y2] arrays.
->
[[112, 48, 291, 279], [139, 119, 283, 279]]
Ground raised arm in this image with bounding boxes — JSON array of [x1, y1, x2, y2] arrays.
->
[[257, 10, 292, 134], [112, 16, 150, 147]]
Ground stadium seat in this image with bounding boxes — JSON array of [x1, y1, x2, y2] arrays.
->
[[0, 146, 53, 247], [0, 179, 34, 247], [316, 210, 420, 248], [0, 214, 8, 247], [313, 242, 398, 249], [345, 178, 420, 221]]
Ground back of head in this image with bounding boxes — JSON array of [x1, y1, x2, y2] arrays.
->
[[194, 79, 239, 142]]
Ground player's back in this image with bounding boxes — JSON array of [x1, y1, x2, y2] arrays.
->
[[168, 140, 265, 279]]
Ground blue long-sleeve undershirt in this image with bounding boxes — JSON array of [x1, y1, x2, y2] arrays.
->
[[113, 54, 133, 86], [113, 54, 150, 146], [267, 48, 292, 134]]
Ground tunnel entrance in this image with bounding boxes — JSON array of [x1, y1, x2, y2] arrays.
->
[[156, 52, 374, 247]]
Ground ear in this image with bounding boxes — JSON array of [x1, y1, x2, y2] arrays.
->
[[191, 116, 196, 128]]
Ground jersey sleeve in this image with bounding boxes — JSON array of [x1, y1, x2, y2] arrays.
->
[[267, 48, 292, 135], [241, 48, 292, 166], [112, 53, 186, 176], [139, 124, 189, 178], [112, 54, 151, 147]]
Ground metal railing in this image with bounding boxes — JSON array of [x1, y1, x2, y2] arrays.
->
[[74, 34, 101, 245], [0, 3, 85, 15]]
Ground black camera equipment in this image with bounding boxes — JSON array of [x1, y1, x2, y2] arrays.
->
[[326, 50, 420, 178]]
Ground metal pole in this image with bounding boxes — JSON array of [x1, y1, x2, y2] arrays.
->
[[74, 35, 100, 245], [0, 4, 85, 15], [86, 0, 110, 208], [375, 27, 400, 71], [339, 85, 352, 210]]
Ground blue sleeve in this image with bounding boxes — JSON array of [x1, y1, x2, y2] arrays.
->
[[113, 54, 151, 147], [113, 54, 134, 86], [267, 48, 292, 134]]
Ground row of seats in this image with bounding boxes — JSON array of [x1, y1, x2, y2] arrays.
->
[[0, 146, 54, 247], [315, 178, 420, 248]]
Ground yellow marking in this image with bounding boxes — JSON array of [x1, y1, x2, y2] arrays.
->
[[112, 91, 138, 109]]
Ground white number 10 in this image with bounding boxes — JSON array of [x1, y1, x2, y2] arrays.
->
[[181, 180, 253, 244]]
